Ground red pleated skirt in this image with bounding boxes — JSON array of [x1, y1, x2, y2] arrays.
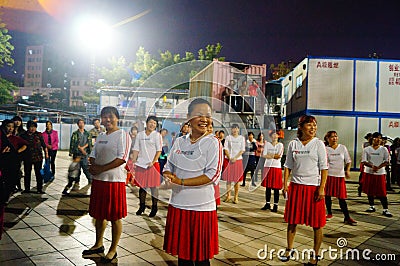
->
[[134, 162, 161, 188], [89, 179, 127, 221], [284, 183, 326, 228], [214, 184, 220, 206], [361, 173, 387, 197], [325, 176, 347, 199], [222, 159, 243, 182], [164, 205, 219, 261], [261, 167, 283, 189]]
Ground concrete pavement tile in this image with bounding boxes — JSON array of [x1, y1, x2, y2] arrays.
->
[[117, 237, 154, 254], [45, 234, 86, 251], [6, 228, 41, 242], [0, 257, 34, 265], [16, 238, 56, 256], [0, 242, 27, 262], [135, 249, 177, 265], [218, 236, 240, 249], [134, 233, 165, 249], [117, 253, 153, 265], [32, 223, 67, 237], [122, 223, 151, 236], [219, 229, 255, 244], [21, 215, 53, 227], [70, 231, 97, 246], [29, 252, 74, 265], [214, 249, 266, 265], [229, 243, 263, 260], [59, 246, 102, 266], [231, 225, 265, 239]]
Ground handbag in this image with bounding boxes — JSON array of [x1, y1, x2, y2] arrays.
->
[[41, 158, 54, 183]]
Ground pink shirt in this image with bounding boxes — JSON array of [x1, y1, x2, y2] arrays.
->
[[42, 130, 59, 150]]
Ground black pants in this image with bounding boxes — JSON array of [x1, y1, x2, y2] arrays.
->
[[368, 196, 389, 209], [265, 188, 280, 204], [24, 160, 43, 192], [48, 150, 57, 175], [325, 196, 350, 220]]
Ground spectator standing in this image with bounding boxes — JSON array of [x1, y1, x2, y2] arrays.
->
[[255, 132, 267, 183], [12, 115, 26, 191], [89, 118, 106, 146], [82, 106, 131, 263], [20, 121, 48, 194], [242, 132, 257, 187], [42, 121, 59, 176], [280, 115, 328, 265], [69, 119, 92, 185], [0, 120, 27, 237]]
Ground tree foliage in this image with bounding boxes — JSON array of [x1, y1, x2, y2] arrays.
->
[[0, 20, 14, 67], [269, 61, 291, 80], [0, 78, 16, 104], [97, 43, 224, 87]]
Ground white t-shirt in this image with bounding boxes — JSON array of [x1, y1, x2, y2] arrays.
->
[[224, 135, 245, 160], [163, 134, 223, 211], [284, 138, 328, 186], [133, 130, 162, 168], [326, 144, 351, 177], [263, 142, 284, 168], [89, 129, 131, 182], [362, 146, 389, 175]]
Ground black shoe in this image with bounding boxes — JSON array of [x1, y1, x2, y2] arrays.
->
[[149, 206, 158, 217], [100, 252, 117, 263], [272, 205, 278, 212], [240, 183, 245, 187], [279, 248, 296, 262], [261, 204, 270, 210], [136, 205, 146, 215], [62, 188, 69, 195], [21, 190, 31, 194], [82, 246, 105, 256], [304, 255, 320, 265]]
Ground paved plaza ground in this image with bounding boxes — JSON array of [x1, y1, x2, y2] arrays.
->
[[1, 151, 399, 265]]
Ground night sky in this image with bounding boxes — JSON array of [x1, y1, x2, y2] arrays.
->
[[1, 0, 400, 80]]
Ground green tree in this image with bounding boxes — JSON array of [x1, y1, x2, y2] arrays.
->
[[0, 20, 15, 104], [0, 78, 16, 104], [97, 56, 134, 86], [0, 20, 14, 67], [198, 43, 224, 61], [269, 61, 291, 80], [82, 91, 100, 104]]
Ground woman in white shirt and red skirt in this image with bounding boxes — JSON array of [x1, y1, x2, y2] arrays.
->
[[163, 98, 223, 265], [281, 115, 328, 266], [83, 106, 131, 263], [130, 116, 163, 217], [361, 132, 393, 217]]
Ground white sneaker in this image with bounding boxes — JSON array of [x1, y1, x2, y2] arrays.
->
[[366, 206, 376, 212], [382, 210, 393, 217]]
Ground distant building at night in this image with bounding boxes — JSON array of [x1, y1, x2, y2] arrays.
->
[[280, 56, 400, 169]]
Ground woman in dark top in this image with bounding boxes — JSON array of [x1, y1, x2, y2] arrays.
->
[[20, 121, 48, 194]]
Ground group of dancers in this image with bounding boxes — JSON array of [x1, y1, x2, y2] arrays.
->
[[78, 100, 393, 265]]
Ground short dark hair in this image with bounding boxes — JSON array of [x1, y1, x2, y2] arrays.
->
[[146, 115, 158, 124], [248, 132, 254, 137], [101, 106, 120, 119], [1, 119, 14, 128], [12, 115, 22, 122], [27, 120, 38, 128], [92, 118, 100, 124], [231, 123, 239, 129], [46, 120, 52, 126], [188, 98, 211, 115], [76, 119, 85, 126], [219, 130, 225, 134]]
